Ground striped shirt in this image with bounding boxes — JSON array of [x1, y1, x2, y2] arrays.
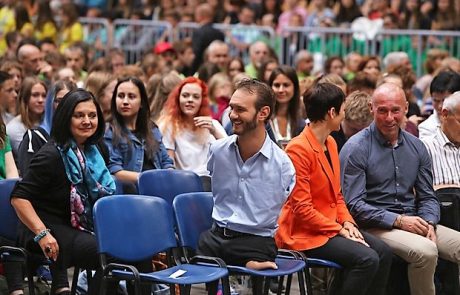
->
[[422, 127, 460, 187]]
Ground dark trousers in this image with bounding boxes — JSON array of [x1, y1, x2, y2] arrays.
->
[[304, 231, 392, 295], [197, 226, 277, 266], [198, 227, 278, 295]]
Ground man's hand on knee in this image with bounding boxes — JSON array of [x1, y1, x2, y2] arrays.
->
[[400, 216, 429, 236]]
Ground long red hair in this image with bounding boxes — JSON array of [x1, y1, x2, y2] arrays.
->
[[160, 77, 211, 140]]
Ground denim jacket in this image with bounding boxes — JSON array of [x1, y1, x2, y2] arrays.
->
[[104, 125, 174, 174]]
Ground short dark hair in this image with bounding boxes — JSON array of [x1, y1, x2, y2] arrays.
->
[[235, 78, 275, 123], [430, 70, 460, 95], [0, 71, 12, 86], [303, 82, 345, 122], [51, 89, 105, 148]]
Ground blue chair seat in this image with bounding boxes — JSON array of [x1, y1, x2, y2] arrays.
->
[[227, 258, 306, 277], [305, 258, 342, 269], [112, 264, 229, 285]]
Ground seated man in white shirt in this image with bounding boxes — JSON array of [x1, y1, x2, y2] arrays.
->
[[198, 79, 295, 271], [419, 70, 460, 139], [422, 92, 460, 190]]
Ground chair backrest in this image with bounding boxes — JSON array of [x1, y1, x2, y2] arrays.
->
[[0, 178, 20, 241], [138, 169, 203, 206], [93, 194, 177, 262], [173, 192, 214, 250]]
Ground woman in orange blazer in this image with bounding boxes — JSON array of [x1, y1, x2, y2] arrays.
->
[[275, 83, 392, 295]]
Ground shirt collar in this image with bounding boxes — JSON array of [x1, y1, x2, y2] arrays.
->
[[370, 122, 404, 147], [436, 127, 457, 148], [229, 132, 272, 159]]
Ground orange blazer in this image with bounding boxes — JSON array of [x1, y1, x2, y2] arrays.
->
[[275, 126, 355, 251]]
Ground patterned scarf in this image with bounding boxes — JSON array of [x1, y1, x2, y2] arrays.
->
[[57, 141, 115, 233]]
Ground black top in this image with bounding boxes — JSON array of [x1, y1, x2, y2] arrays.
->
[[330, 128, 347, 153], [17, 127, 50, 177], [191, 22, 225, 73], [12, 141, 71, 227], [17, 127, 109, 177]]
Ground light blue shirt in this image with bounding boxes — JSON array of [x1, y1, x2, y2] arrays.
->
[[208, 133, 296, 237]]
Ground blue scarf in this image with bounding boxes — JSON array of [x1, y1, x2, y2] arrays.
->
[[57, 141, 115, 233]]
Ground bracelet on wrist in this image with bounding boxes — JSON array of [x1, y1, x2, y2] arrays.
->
[[33, 229, 50, 243]]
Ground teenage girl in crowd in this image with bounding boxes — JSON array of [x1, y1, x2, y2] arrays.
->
[[159, 77, 226, 176], [105, 77, 174, 193]]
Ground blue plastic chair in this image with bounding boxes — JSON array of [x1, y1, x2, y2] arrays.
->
[[172, 192, 308, 295], [0, 178, 88, 295], [93, 194, 230, 295], [0, 178, 35, 294], [138, 170, 203, 206]]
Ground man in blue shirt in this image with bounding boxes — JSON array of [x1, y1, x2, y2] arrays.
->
[[198, 79, 295, 272], [340, 83, 460, 295]]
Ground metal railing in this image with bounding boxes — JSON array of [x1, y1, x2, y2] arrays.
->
[[280, 26, 460, 77], [178, 22, 276, 64], [112, 19, 172, 64], [79, 17, 112, 59], [78, 18, 460, 76]]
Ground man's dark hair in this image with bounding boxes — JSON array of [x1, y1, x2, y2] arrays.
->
[[430, 70, 460, 95], [51, 89, 105, 148], [304, 82, 345, 122], [235, 79, 275, 123]]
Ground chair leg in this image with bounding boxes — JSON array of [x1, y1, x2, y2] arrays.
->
[[251, 276, 264, 295], [221, 277, 231, 295], [297, 270, 307, 295], [27, 267, 35, 295], [169, 284, 175, 295], [206, 280, 219, 295], [277, 276, 284, 295], [179, 284, 191, 295], [99, 276, 107, 295], [304, 267, 313, 295], [285, 275, 292, 295], [263, 277, 270, 295], [70, 267, 80, 295]]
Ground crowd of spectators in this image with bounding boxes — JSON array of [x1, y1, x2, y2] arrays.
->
[[1, 0, 460, 295]]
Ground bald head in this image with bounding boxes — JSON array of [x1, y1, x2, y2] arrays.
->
[[195, 3, 214, 23], [207, 40, 229, 70], [372, 83, 406, 105], [371, 83, 408, 144], [17, 44, 43, 75], [249, 41, 269, 67]]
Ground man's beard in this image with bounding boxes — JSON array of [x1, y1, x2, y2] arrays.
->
[[232, 114, 258, 135]]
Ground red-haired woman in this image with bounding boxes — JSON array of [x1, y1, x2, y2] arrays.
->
[[158, 77, 227, 176]]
